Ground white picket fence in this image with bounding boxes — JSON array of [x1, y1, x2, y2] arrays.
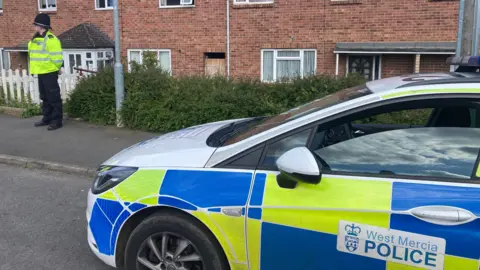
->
[[0, 69, 82, 105]]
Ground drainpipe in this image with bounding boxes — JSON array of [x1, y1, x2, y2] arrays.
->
[[474, 0, 480, 55], [226, 0, 230, 79], [456, 0, 465, 56]]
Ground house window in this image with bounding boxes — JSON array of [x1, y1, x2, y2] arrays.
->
[[234, 0, 274, 4], [205, 52, 226, 76], [128, 49, 172, 74], [160, 0, 194, 7], [0, 0, 3, 12], [96, 0, 113, 9], [85, 52, 94, 70], [67, 53, 82, 74], [97, 51, 113, 71], [64, 50, 113, 74], [261, 49, 316, 82], [347, 55, 381, 81], [39, 0, 57, 11]]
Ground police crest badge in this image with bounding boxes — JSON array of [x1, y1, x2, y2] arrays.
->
[[344, 223, 361, 252]]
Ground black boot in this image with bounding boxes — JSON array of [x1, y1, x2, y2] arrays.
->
[[47, 123, 63, 131], [34, 121, 50, 127]]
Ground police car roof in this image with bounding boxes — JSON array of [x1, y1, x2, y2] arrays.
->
[[365, 72, 480, 93]]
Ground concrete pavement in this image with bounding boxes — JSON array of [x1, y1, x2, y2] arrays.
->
[[0, 163, 112, 270], [0, 114, 158, 171]]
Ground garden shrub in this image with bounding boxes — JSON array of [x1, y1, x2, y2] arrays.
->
[[67, 68, 116, 125], [67, 55, 367, 133]]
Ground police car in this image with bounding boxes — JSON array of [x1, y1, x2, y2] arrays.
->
[[87, 56, 480, 270]]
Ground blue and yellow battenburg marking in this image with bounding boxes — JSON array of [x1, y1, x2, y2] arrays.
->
[[90, 169, 480, 270], [89, 169, 254, 269], [246, 173, 480, 270]]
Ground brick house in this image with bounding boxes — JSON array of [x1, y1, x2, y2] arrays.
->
[[0, 0, 459, 82]]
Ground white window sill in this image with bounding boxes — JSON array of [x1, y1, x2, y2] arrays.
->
[[233, 1, 274, 4], [159, 5, 195, 8], [95, 7, 114, 10], [39, 8, 57, 12]]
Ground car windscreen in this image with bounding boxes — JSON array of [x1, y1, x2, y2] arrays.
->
[[216, 83, 372, 146]]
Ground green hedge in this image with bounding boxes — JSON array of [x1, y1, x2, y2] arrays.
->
[[67, 53, 366, 133], [67, 68, 117, 125]]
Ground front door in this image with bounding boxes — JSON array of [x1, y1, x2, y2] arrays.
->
[[348, 55, 380, 81], [246, 99, 480, 270]]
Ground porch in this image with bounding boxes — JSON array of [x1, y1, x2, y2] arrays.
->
[[333, 42, 456, 81]]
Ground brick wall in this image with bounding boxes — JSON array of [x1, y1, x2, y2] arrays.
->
[[0, 0, 114, 48], [420, 55, 451, 73], [381, 54, 415, 78], [0, 0, 459, 78], [230, 0, 458, 78], [120, 0, 226, 77]]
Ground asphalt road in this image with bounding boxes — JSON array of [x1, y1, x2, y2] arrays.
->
[[0, 164, 113, 270]]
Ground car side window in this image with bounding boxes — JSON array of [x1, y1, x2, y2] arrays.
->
[[353, 108, 433, 126], [314, 127, 480, 180], [310, 105, 480, 152], [261, 128, 312, 168]]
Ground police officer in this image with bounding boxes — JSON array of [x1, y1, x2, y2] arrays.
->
[[28, 13, 64, 131]]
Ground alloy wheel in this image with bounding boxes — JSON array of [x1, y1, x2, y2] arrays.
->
[[136, 232, 204, 270]]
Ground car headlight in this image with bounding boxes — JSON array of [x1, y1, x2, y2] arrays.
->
[[91, 166, 138, 195]]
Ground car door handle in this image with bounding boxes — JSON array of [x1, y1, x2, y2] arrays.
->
[[409, 206, 475, 225]]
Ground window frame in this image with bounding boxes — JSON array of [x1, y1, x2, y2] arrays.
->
[[261, 48, 317, 82], [38, 0, 57, 11], [95, 0, 113, 10], [64, 49, 114, 74], [0, 0, 3, 13], [127, 49, 172, 74], [216, 93, 480, 185], [95, 51, 114, 71], [159, 0, 195, 8], [471, 151, 480, 179], [233, 0, 274, 4]]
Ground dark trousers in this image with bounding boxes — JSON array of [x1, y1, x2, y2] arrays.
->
[[38, 72, 63, 125]]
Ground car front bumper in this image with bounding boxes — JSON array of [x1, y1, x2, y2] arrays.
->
[[86, 189, 117, 268]]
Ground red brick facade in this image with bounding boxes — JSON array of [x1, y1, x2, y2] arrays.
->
[[0, 0, 459, 79], [420, 54, 452, 73], [382, 55, 415, 78]]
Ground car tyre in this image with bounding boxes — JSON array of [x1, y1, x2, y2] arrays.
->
[[124, 211, 229, 270]]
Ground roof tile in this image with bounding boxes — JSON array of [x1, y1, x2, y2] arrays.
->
[[5, 23, 114, 50]]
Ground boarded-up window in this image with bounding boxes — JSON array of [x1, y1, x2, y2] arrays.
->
[[205, 53, 225, 77]]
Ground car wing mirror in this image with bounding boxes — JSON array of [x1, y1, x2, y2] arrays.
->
[[275, 147, 322, 189]]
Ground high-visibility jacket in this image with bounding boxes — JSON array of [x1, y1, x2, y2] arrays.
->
[[28, 30, 64, 75]]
